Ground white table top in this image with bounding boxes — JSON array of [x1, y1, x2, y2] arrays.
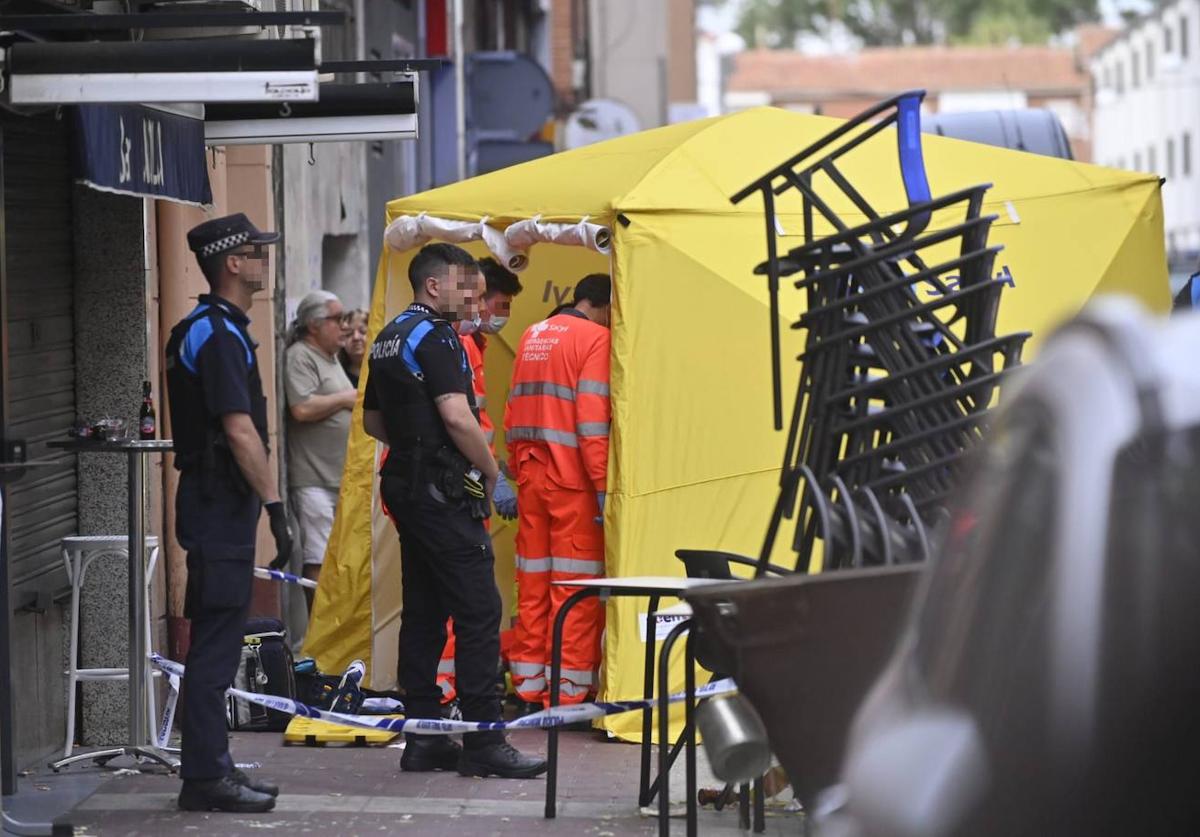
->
[[550, 576, 730, 592]]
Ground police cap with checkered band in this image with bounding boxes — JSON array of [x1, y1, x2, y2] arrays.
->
[[186, 213, 280, 260]]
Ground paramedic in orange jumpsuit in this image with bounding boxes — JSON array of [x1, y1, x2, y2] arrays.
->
[[437, 257, 524, 705], [505, 274, 611, 708]]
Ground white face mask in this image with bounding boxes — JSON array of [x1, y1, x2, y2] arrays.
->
[[480, 315, 509, 334], [457, 316, 483, 336]]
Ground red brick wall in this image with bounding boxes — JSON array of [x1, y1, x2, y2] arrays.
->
[[549, 0, 576, 106]]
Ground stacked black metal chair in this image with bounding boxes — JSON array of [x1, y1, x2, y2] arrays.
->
[[729, 90, 1030, 574], [657, 93, 1032, 836]]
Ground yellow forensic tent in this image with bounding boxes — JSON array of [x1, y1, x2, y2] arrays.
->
[[304, 106, 1167, 741]]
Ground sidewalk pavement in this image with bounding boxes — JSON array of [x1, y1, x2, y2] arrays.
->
[[18, 727, 803, 836]]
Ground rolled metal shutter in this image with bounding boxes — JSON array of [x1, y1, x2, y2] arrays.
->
[[2, 113, 78, 600]]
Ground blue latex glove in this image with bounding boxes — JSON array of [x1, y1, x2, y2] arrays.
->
[[594, 491, 606, 525], [493, 474, 518, 520]]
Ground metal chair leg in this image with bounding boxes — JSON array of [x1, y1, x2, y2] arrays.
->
[[713, 782, 736, 811], [659, 620, 692, 836], [684, 631, 697, 837], [62, 550, 82, 760], [2, 807, 72, 836], [544, 587, 596, 820], [144, 546, 160, 745], [645, 723, 690, 806], [754, 775, 766, 833]]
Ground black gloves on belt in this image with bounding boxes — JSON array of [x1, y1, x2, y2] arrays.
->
[[264, 501, 294, 571]]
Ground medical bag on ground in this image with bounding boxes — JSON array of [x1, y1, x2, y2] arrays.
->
[[226, 616, 296, 732]]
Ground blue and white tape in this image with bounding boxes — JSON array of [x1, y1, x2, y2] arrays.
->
[[254, 567, 318, 589], [150, 653, 735, 736], [157, 673, 181, 750], [362, 696, 404, 713]]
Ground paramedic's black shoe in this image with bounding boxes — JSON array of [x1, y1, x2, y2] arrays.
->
[[401, 735, 462, 772], [514, 700, 543, 718], [177, 776, 276, 812], [458, 740, 548, 779], [231, 766, 279, 797]]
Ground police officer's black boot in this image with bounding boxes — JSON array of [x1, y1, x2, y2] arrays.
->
[[231, 766, 280, 797], [457, 735, 548, 779], [400, 734, 463, 771], [178, 775, 276, 813]]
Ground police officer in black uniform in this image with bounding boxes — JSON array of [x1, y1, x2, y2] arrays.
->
[[165, 213, 293, 812], [363, 243, 546, 778]]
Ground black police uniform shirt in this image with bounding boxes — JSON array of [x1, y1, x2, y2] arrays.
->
[[167, 293, 269, 460], [363, 302, 478, 452], [165, 293, 269, 563]]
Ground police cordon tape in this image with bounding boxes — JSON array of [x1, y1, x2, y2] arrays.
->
[[155, 657, 403, 742], [149, 653, 737, 735], [254, 567, 318, 589], [157, 672, 182, 750]]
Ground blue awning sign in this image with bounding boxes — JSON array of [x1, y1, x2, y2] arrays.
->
[[73, 104, 213, 206]]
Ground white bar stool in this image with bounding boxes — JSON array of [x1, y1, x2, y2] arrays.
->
[[59, 535, 161, 760]]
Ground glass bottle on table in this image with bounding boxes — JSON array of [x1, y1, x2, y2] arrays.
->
[[139, 380, 156, 441]]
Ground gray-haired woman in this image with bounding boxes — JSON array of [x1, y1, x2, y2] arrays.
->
[[283, 290, 356, 603]]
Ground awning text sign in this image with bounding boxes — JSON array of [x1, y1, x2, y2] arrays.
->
[[72, 104, 213, 206]]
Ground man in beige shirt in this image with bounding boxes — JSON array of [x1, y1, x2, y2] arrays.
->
[[285, 290, 357, 599]]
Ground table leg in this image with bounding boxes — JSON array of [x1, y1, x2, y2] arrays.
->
[[638, 594, 661, 807], [544, 587, 597, 820], [128, 450, 145, 749]]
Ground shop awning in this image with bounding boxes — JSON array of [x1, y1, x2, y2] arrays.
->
[[71, 103, 212, 206], [204, 81, 418, 145], [5, 39, 319, 104]]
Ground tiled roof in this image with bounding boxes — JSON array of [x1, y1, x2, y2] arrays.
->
[[1075, 24, 1121, 59], [728, 45, 1092, 98]]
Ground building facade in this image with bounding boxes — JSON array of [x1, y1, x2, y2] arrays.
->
[[1091, 0, 1200, 282], [726, 34, 1113, 162]]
